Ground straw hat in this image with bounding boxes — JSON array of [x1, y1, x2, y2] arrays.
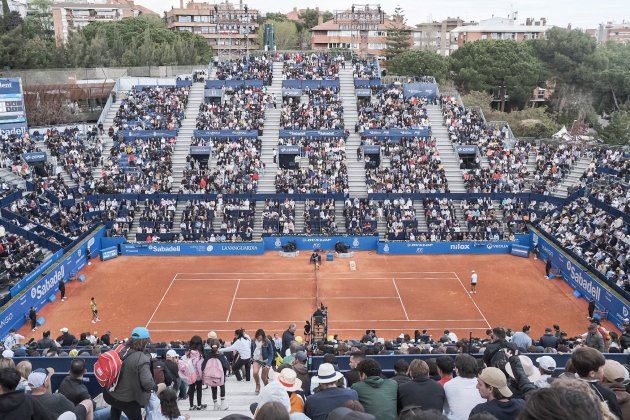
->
[[273, 368, 302, 392]]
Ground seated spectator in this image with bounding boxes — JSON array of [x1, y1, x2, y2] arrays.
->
[[351, 358, 397, 420]]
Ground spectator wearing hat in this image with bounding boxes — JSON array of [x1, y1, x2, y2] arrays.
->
[[533, 356, 556, 388], [352, 358, 397, 420], [443, 354, 484, 419], [30, 367, 93, 420], [603, 360, 630, 420], [58, 327, 77, 347], [274, 368, 305, 414], [311, 354, 347, 394], [104, 326, 157, 420], [538, 327, 559, 349], [469, 367, 525, 419], [304, 363, 358, 420], [250, 372, 292, 417], [1, 349, 13, 360], [397, 359, 445, 414], [0, 366, 54, 420], [292, 351, 311, 396], [571, 346, 623, 419], [165, 350, 186, 400], [58, 358, 111, 420], [511, 325, 533, 352]]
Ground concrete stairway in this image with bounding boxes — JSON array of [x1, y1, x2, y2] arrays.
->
[[413, 200, 428, 232], [340, 63, 366, 198], [335, 199, 346, 234], [555, 156, 592, 198], [253, 201, 266, 238], [36, 142, 77, 188], [426, 104, 466, 193], [295, 201, 305, 233], [454, 200, 469, 232], [125, 210, 142, 242], [171, 83, 205, 189], [0, 168, 26, 189], [92, 100, 119, 182], [172, 200, 188, 235], [257, 61, 283, 194]]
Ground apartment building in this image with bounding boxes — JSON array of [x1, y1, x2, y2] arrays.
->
[[589, 21, 630, 43], [414, 17, 470, 56]]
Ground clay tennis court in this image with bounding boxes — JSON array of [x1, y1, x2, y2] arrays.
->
[[19, 252, 614, 343]]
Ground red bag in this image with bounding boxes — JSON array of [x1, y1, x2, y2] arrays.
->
[[94, 344, 125, 390]]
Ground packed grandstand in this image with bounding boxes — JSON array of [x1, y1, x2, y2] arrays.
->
[[0, 52, 629, 420]]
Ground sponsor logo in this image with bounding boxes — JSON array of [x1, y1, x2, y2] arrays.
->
[[405, 243, 434, 248], [541, 244, 554, 258], [78, 249, 82, 257], [486, 243, 510, 250], [383, 244, 390, 253], [206, 245, 214, 252], [623, 306, 629, 318], [0, 313, 14, 329], [30, 267, 65, 300], [450, 244, 471, 250], [566, 261, 601, 301], [303, 238, 332, 243], [88, 238, 95, 248], [0, 126, 26, 136], [274, 238, 282, 248], [148, 245, 181, 253], [220, 245, 259, 251], [352, 238, 360, 247], [313, 243, 321, 249], [0, 82, 13, 89], [416, 248, 424, 254]]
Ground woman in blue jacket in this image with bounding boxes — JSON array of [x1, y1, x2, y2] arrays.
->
[[251, 329, 274, 394]]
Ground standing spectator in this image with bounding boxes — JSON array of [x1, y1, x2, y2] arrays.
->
[[205, 339, 229, 411], [28, 307, 37, 332], [281, 323, 296, 356], [104, 326, 157, 420], [3, 330, 24, 350], [164, 350, 185, 400], [620, 324, 630, 351], [220, 329, 252, 382], [545, 258, 552, 278], [571, 346, 622, 419], [0, 367, 54, 420], [511, 325, 533, 352], [304, 363, 358, 420], [58, 278, 66, 301], [352, 359, 397, 420], [469, 367, 525, 419], [483, 327, 509, 368], [443, 354, 484, 419], [588, 298, 596, 319], [436, 356, 454, 386], [585, 324, 605, 352], [602, 360, 630, 420], [251, 329, 273, 394], [538, 327, 559, 349], [391, 359, 411, 387], [185, 335, 206, 411], [397, 359, 445, 414]]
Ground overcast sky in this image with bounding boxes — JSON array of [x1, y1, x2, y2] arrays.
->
[[135, 0, 628, 29]]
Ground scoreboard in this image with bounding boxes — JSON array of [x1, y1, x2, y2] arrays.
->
[[0, 78, 28, 136]]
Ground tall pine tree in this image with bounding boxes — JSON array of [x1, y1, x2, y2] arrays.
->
[[384, 6, 412, 60]]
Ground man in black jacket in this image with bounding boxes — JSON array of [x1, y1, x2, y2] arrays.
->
[[58, 359, 111, 420], [620, 324, 630, 351], [538, 327, 559, 349], [397, 359, 445, 414], [57, 327, 77, 346], [37, 330, 57, 350], [0, 367, 54, 420], [281, 323, 296, 356], [483, 327, 509, 368]]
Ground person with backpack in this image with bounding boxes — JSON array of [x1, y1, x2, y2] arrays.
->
[[219, 329, 252, 382], [183, 335, 206, 411], [251, 329, 274, 394], [203, 339, 229, 411], [102, 327, 156, 420]]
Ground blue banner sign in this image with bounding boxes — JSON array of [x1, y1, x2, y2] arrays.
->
[[190, 146, 211, 155], [279, 145, 301, 154], [10, 250, 63, 297], [363, 145, 381, 154], [378, 236, 530, 255], [282, 89, 303, 97], [0, 227, 105, 340], [0, 78, 23, 95], [100, 246, 118, 261], [403, 82, 438, 99], [278, 130, 345, 139], [193, 130, 258, 139], [356, 89, 372, 97], [263, 236, 379, 251], [533, 232, 629, 330], [206, 80, 264, 89], [120, 242, 264, 256], [457, 145, 478, 155], [362, 128, 431, 139], [22, 152, 47, 163], [119, 130, 178, 140], [0, 122, 27, 136], [204, 88, 223, 98]]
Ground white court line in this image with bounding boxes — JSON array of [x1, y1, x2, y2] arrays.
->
[[392, 278, 410, 321], [149, 318, 487, 324], [173, 271, 458, 275], [174, 278, 314, 281], [145, 274, 178, 328], [233, 296, 398, 300], [225, 279, 240, 322], [150, 327, 491, 333], [453, 272, 492, 329], [173, 277, 456, 281]]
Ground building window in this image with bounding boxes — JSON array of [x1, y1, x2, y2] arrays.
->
[[178, 15, 191, 23], [178, 26, 192, 32], [538, 88, 546, 100]]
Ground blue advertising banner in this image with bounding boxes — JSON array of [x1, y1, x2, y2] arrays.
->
[[120, 242, 264, 256], [193, 130, 258, 139], [100, 246, 118, 261], [356, 89, 372, 97], [362, 128, 431, 139], [278, 130, 345, 139], [0, 226, 105, 340], [403, 82, 438, 99], [363, 145, 381, 154], [0, 78, 23, 95], [0, 122, 28, 136], [22, 152, 47, 163], [378, 236, 530, 255], [279, 145, 301, 154], [263, 236, 379, 251], [282, 89, 303, 97], [10, 250, 63, 297], [190, 146, 211, 155], [119, 130, 178, 140], [457, 145, 478, 155], [532, 232, 630, 330]]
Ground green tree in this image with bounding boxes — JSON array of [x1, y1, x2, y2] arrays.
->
[[598, 110, 630, 145], [386, 50, 448, 82], [27, 0, 54, 36], [593, 42, 630, 113], [257, 20, 299, 50], [384, 6, 412, 60], [450, 40, 544, 110], [299, 8, 333, 30], [265, 12, 287, 22]]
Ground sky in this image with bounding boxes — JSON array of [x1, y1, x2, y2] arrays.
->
[[134, 0, 629, 29]]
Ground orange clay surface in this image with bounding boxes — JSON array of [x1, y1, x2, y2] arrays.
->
[[18, 252, 616, 343]]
